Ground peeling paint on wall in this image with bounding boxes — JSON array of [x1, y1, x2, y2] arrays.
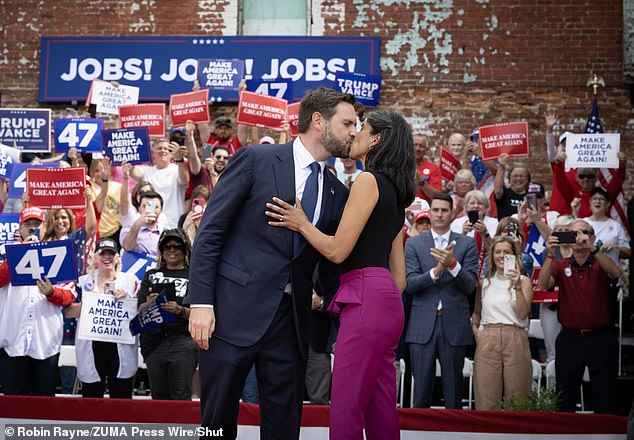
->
[[129, 0, 156, 33], [353, 0, 501, 84]]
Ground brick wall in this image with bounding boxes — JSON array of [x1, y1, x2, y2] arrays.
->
[[0, 0, 631, 198]]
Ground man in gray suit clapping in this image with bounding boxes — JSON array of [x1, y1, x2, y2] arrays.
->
[[405, 193, 478, 409]]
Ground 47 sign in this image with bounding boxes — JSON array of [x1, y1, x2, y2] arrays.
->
[[54, 118, 104, 153], [5, 239, 77, 285]]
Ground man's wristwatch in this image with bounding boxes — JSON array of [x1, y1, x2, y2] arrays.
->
[[591, 240, 603, 255]]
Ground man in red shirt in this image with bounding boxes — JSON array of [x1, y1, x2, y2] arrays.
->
[[413, 134, 442, 202], [197, 116, 245, 156], [538, 219, 620, 414]]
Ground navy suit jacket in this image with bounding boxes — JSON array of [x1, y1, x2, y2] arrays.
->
[[404, 231, 478, 347], [185, 142, 347, 358]]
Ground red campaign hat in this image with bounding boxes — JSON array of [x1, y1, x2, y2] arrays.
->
[[20, 206, 45, 223], [415, 209, 430, 222]]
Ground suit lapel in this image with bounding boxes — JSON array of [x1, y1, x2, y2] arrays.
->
[[272, 143, 295, 253]]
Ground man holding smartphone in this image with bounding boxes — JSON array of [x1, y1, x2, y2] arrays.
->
[[120, 191, 166, 258], [538, 219, 620, 414]]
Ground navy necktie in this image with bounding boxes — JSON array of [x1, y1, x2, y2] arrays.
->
[[295, 162, 320, 253]]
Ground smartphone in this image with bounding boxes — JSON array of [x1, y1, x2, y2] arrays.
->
[[170, 134, 185, 146], [526, 193, 537, 211], [153, 283, 177, 301], [467, 210, 479, 225], [553, 231, 577, 244], [504, 255, 516, 277], [201, 144, 213, 162], [28, 227, 40, 240], [104, 281, 115, 296], [192, 197, 205, 214], [144, 200, 156, 213], [504, 221, 519, 236]]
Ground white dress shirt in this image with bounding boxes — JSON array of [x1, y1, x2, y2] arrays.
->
[[293, 136, 325, 224]]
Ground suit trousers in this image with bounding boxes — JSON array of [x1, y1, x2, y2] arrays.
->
[[473, 324, 532, 410], [409, 316, 467, 409], [329, 268, 404, 440], [198, 293, 306, 440]]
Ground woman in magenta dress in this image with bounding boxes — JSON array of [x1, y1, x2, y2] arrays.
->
[[266, 109, 415, 440]]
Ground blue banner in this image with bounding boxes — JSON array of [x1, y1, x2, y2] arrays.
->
[[6, 239, 77, 286], [334, 72, 381, 108], [246, 79, 293, 101], [39, 36, 380, 102], [54, 118, 104, 153], [121, 250, 156, 280], [129, 293, 176, 335], [0, 109, 51, 152], [7, 162, 60, 199], [0, 213, 20, 247], [102, 127, 152, 166], [0, 143, 21, 181], [524, 224, 546, 267], [197, 58, 244, 91]]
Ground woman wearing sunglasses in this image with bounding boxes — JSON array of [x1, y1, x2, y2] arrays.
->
[[137, 228, 198, 400]]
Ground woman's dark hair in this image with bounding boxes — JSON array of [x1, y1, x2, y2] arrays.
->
[[364, 110, 416, 209]]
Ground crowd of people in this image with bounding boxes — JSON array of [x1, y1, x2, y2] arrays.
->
[[0, 87, 628, 439]]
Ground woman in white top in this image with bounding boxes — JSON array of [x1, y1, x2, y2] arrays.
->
[[471, 236, 533, 410], [66, 238, 139, 398]]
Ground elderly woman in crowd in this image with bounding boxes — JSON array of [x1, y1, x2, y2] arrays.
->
[[471, 236, 533, 410], [451, 190, 498, 278], [137, 228, 197, 400], [450, 169, 476, 219], [493, 153, 534, 220], [66, 238, 140, 398]]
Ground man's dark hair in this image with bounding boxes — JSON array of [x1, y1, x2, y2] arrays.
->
[[431, 193, 453, 210], [139, 190, 164, 209], [297, 87, 355, 134]]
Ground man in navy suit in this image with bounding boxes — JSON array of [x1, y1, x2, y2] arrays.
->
[[405, 193, 478, 409], [186, 87, 356, 439]]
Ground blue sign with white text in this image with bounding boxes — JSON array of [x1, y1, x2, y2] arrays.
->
[[0, 109, 51, 152], [6, 239, 77, 286], [334, 72, 381, 108], [8, 162, 61, 199], [246, 79, 293, 101], [0, 213, 20, 247], [0, 143, 21, 182], [102, 127, 152, 166], [129, 293, 177, 335], [39, 36, 380, 102], [54, 118, 104, 153], [197, 58, 244, 90], [122, 250, 156, 280]]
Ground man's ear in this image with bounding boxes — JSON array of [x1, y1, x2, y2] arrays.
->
[[312, 112, 324, 130]]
